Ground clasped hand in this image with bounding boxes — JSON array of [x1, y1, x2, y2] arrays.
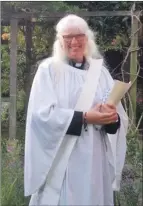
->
[[86, 103, 118, 125]]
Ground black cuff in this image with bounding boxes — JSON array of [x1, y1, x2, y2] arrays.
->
[[104, 114, 121, 134], [66, 111, 83, 136]]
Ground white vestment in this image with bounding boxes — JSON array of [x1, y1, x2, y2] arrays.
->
[[24, 57, 128, 206]]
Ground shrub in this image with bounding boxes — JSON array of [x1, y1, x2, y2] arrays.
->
[[1, 139, 30, 206]]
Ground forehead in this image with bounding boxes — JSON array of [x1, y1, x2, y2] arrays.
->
[[62, 27, 85, 36]]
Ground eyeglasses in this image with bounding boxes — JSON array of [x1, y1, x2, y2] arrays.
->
[[62, 34, 85, 42]]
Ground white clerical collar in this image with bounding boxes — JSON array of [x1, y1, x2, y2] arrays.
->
[[75, 62, 82, 67]]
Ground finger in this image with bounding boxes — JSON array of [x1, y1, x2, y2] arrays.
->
[[106, 103, 116, 109], [101, 119, 117, 124], [94, 104, 102, 111], [101, 104, 116, 112], [96, 103, 102, 107], [94, 103, 102, 109], [104, 120, 117, 124], [100, 114, 118, 122], [107, 116, 118, 123], [107, 113, 118, 118], [107, 114, 118, 121], [101, 107, 115, 113], [99, 112, 116, 119], [95, 111, 117, 119], [103, 104, 116, 111], [102, 115, 118, 124]]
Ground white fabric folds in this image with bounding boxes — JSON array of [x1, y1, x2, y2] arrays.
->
[[24, 57, 128, 206]]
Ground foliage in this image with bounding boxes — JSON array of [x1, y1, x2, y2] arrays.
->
[[1, 26, 26, 95], [1, 129, 142, 206], [1, 2, 142, 206], [2, 1, 142, 52], [1, 102, 9, 129], [17, 90, 26, 124], [2, 1, 80, 59], [2, 1, 80, 15], [88, 15, 131, 51], [1, 28, 27, 125], [117, 129, 143, 206], [1, 44, 10, 97], [126, 130, 142, 167], [1, 139, 30, 206], [66, 1, 143, 51]]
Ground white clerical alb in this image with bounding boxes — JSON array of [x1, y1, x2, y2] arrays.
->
[[24, 57, 128, 206]]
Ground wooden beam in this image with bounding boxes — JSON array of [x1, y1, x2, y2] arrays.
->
[[39, 10, 138, 17], [1, 10, 141, 22], [2, 10, 143, 26], [1, 19, 56, 26], [129, 13, 139, 125], [9, 18, 18, 139]]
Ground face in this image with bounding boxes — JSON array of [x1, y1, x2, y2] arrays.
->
[[61, 28, 87, 62]]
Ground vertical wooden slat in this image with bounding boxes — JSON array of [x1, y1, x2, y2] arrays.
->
[[129, 14, 138, 126], [9, 18, 18, 139], [0, 0, 1, 150], [24, 19, 32, 114]]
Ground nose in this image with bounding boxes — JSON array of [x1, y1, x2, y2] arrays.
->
[[71, 37, 78, 45]]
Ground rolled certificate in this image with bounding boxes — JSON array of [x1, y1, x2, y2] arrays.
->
[[106, 80, 132, 106]]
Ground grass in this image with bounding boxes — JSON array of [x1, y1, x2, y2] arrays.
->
[[1, 129, 142, 206], [1, 139, 30, 206]]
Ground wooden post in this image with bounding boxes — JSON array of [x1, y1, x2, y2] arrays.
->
[[9, 18, 18, 139], [129, 13, 138, 126], [24, 19, 32, 114]]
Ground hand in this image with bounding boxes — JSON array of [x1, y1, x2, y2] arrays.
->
[[95, 103, 117, 114], [95, 103, 118, 123], [86, 107, 118, 125]]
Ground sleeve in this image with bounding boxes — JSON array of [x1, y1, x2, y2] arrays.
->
[[24, 61, 75, 196], [104, 114, 121, 134], [66, 111, 83, 136]]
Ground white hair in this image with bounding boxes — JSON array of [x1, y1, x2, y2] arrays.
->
[[52, 14, 102, 61]]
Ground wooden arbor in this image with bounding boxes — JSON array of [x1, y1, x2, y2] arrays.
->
[[1, 9, 143, 139]]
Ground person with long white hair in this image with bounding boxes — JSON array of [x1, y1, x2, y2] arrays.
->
[[52, 15, 102, 61], [24, 14, 128, 206]]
